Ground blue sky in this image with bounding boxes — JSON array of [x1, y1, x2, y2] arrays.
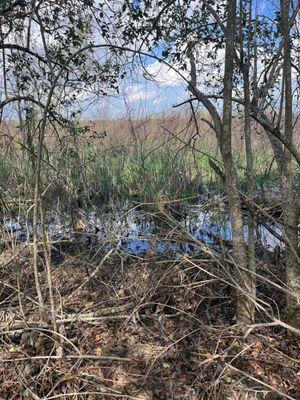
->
[[80, 0, 280, 120], [0, 0, 287, 121], [80, 57, 190, 119]]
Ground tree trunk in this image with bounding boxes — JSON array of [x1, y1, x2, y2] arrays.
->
[[222, 0, 254, 324], [280, 0, 300, 330], [241, 0, 256, 323]]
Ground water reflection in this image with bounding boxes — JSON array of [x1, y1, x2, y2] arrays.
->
[[2, 207, 283, 256]]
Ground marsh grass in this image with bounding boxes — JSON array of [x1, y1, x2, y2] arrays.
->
[[0, 115, 299, 213]]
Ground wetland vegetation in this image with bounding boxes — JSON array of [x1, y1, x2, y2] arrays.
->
[[0, 1, 299, 399]]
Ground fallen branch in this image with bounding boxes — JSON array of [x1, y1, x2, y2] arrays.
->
[[225, 364, 297, 400], [245, 318, 300, 337], [0, 314, 131, 330], [68, 247, 115, 296], [0, 354, 131, 363]]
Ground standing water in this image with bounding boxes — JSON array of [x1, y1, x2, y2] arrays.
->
[[1, 205, 283, 256]]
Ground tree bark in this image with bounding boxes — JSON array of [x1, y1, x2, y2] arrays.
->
[[221, 0, 254, 324], [280, 0, 300, 330], [240, 0, 256, 323]]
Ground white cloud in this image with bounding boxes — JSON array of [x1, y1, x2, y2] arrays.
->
[[152, 97, 162, 105], [145, 61, 183, 87], [124, 83, 156, 103]]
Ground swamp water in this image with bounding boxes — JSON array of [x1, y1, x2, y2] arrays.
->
[[2, 205, 283, 256]]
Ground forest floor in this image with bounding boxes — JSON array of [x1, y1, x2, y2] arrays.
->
[[0, 239, 299, 400]]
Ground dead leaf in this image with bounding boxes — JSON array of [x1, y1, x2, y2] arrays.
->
[[113, 366, 129, 390], [135, 389, 153, 400], [61, 374, 74, 383], [95, 347, 103, 356]]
